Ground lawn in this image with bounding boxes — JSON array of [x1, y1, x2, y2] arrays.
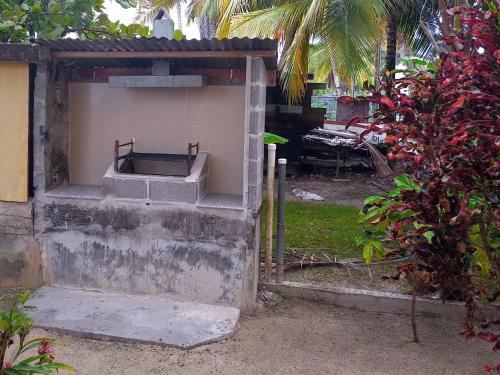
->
[[261, 201, 365, 260]]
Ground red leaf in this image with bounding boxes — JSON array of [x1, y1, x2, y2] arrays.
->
[[337, 96, 358, 104], [476, 332, 500, 343], [379, 96, 396, 110], [449, 132, 468, 145]]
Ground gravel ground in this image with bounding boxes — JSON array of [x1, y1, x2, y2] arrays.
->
[[29, 297, 496, 375]]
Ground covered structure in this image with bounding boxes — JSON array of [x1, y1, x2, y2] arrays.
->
[[0, 36, 277, 313]]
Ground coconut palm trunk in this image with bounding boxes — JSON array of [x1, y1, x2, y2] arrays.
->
[[385, 13, 399, 73]]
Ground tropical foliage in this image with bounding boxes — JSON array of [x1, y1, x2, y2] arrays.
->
[[356, 0, 499, 354], [139, 0, 445, 102], [0, 0, 149, 43], [0, 291, 75, 374]]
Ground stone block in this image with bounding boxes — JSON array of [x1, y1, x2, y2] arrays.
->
[[248, 181, 263, 211], [149, 179, 197, 204], [249, 133, 264, 161], [250, 84, 266, 107], [249, 106, 265, 135], [109, 75, 205, 88], [197, 174, 208, 201], [103, 176, 147, 199], [248, 158, 263, 187], [250, 57, 266, 84]]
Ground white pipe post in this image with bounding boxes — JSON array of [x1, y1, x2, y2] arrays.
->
[[265, 143, 277, 283]]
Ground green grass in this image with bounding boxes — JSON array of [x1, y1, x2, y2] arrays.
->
[[261, 201, 364, 260]]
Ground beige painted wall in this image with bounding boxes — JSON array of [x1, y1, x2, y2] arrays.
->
[[69, 83, 245, 195], [0, 63, 29, 203]]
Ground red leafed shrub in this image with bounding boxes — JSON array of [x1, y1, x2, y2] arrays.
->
[[357, 0, 500, 358]]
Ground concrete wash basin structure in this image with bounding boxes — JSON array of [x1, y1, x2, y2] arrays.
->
[[103, 152, 209, 203], [0, 27, 276, 346]]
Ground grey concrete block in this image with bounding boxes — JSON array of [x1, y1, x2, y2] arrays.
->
[[250, 57, 266, 84], [103, 176, 147, 199], [248, 182, 263, 211], [249, 133, 264, 161], [249, 106, 265, 135], [109, 75, 205, 88], [0, 202, 33, 235], [149, 179, 197, 204], [197, 174, 208, 200], [30, 286, 240, 349], [0, 233, 43, 289], [248, 158, 263, 187], [250, 84, 266, 108]]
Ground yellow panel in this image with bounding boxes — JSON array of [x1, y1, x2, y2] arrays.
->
[[0, 63, 29, 202]]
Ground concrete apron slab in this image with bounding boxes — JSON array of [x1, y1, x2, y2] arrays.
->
[[29, 286, 240, 349]]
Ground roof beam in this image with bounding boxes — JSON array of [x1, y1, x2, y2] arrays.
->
[[52, 50, 276, 59]]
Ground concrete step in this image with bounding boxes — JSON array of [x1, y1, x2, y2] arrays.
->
[[29, 286, 240, 349]]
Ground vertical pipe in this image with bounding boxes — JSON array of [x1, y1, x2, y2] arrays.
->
[[265, 143, 277, 283], [114, 140, 119, 172], [276, 158, 287, 284]]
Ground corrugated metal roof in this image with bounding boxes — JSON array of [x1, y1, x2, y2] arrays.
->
[[37, 37, 277, 53]]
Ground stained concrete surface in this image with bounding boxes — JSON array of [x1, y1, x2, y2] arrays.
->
[[27, 297, 495, 375], [30, 286, 240, 349]]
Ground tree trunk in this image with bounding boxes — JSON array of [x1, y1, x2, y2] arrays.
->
[[176, 3, 182, 31], [438, 0, 452, 38], [374, 39, 381, 90], [199, 16, 217, 39], [385, 13, 399, 74]]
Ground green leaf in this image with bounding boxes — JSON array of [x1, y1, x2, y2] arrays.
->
[[363, 196, 385, 205], [264, 132, 288, 145], [473, 248, 491, 278], [21, 291, 30, 304], [358, 206, 382, 224], [173, 29, 185, 41], [114, 0, 137, 9], [394, 175, 420, 191], [363, 241, 374, 264], [423, 231, 435, 244], [354, 235, 366, 246]]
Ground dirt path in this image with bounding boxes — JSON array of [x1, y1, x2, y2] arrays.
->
[[279, 172, 390, 207], [34, 298, 494, 375]]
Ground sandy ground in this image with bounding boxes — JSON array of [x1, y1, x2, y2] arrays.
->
[[30, 298, 495, 375]]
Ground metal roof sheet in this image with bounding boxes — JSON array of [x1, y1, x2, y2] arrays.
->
[[37, 37, 277, 53]]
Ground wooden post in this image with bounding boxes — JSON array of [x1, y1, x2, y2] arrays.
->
[[265, 143, 277, 283]]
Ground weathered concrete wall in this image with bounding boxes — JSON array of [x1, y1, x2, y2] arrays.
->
[[68, 83, 245, 196], [33, 64, 70, 193], [40, 197, 258, 310], [0, 202, 43, 288]]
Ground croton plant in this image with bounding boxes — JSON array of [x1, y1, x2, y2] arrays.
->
[[351, 0, 499, 364]]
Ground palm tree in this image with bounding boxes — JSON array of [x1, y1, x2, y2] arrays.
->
[[220, 0, 391, 102], [137, 0, 444, 102]]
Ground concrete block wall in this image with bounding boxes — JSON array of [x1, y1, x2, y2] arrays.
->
[[246, 57, 266, 212], [102, 152, 209, 204], [40, 197, 258, 310], [0, 202, 43, 288]]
